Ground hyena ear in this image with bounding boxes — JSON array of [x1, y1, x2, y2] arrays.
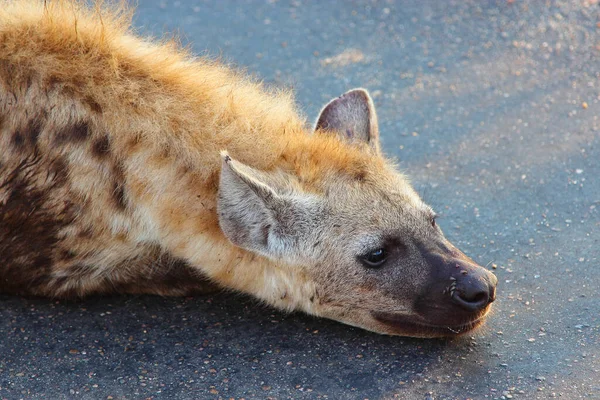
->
[[314, 88, 380, 154], [217, 152, 313, 259]]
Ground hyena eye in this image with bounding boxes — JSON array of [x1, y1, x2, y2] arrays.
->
[[360, 248, 387, 268]]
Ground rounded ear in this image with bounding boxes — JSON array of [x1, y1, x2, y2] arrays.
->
[[217, 152, 281, 254], [314, 88, 380, 154], [217, 152, 317, 260]]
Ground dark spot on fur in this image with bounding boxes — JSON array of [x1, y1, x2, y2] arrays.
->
[[55, 121, 90, 144], [12, 132, 24, 148], [70, 121, 90, 141], [91, 135, 111, 159], [110, 162, 128, 210], [84, 96, 102, 114], [354, 170, 367, 182], [46, 75, 62, 87], [11, 118, 43, 149], [61, 85, 75, 97], [159, 147, 171, 160], [78, 227, 94, 238], [112, 181, 127, 210]]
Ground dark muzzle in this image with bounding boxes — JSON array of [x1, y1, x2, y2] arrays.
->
[[449, 265, 497, 312]]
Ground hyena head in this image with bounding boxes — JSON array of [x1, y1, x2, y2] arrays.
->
[[217, 89, 497, 337]]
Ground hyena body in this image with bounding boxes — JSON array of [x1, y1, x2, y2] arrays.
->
[[0, 0, 497, 337]]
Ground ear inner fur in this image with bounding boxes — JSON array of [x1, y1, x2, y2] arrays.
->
[[314, 88, 381, 154]]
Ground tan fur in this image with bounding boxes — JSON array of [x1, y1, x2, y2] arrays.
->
[[0, 0, 496, 337]]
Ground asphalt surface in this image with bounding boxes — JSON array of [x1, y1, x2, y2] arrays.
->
[[1, 1, 599, 399]]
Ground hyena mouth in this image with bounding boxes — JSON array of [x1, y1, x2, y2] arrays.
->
[[371, 311, 489, 337]]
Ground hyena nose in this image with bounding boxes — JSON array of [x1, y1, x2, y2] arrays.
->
[[451, 268, 497, 312]]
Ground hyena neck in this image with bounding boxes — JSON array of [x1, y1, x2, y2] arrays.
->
[[131, 126, 349, 314]]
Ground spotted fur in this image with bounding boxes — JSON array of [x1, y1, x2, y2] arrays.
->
[[0, 0, 497, 337]]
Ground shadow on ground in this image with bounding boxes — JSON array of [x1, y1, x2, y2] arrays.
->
[[1, 293, 465, 399]]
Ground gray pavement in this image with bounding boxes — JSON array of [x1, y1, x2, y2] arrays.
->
[[1, 0, 599, 399]]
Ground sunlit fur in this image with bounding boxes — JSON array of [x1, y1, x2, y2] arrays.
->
[[0, 0, 494, 337]]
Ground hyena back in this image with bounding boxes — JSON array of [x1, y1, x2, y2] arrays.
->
[[0, 0, 497, 337]]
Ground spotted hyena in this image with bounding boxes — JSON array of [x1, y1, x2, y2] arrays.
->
[[0, 0, 497, 337]]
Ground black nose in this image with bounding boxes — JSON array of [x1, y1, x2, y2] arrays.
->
[[451, 269, 497, 312]]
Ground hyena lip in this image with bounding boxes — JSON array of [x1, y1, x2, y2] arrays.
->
[[371, 311, 488, 337]]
